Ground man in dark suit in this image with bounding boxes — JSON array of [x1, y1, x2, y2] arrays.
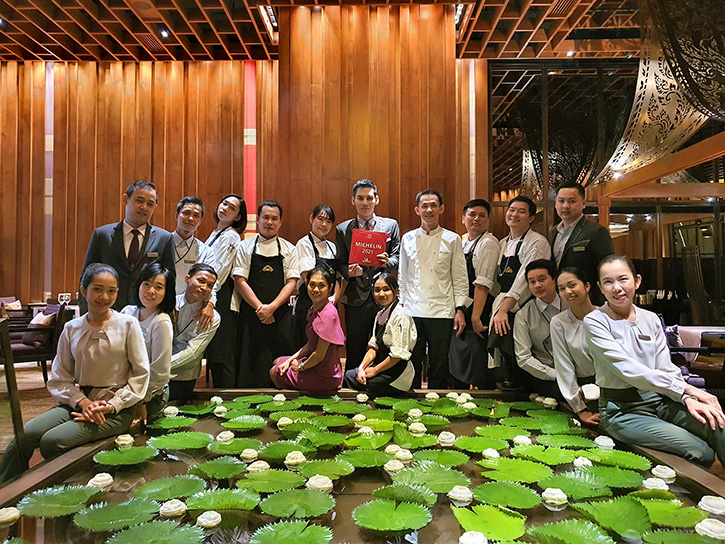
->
[[81, 180, 175, 311], [335, 179, 400, 369], [550, 181, 614, 305]]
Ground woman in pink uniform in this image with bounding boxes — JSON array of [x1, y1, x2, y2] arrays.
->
[[270, 266, 345, 391]]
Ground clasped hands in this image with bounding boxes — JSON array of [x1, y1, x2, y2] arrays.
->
[[684, 386, 725, 430], [72, 398, 114, 425]]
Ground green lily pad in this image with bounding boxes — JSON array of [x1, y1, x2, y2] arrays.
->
[[469, 398, 500, 409], [392, 460, 470, 493], [258, 400, 304, 412], [431, 404, 469, 418], [146, 416, 196, 429], [471, 481, 541, 509], [223, 408, 260, 419], [510, 444, 578, 465], [74, 498, 158, 531], [364, 409, 397, 420], [412, 449, 469, 467], [526, 409, 572, 420], [573, 496, 651, 538], [134, 475, 206, 500], [352, 499, 432, 532], [188, 456, 247, 479], [629, 489, 679, 501], [344, 431, 392, 450], [177, 404, 216, 416], [186, 488, 260, 510], [499, 416, 548, 430], [539, 470, 612, 500], [208, 437, 263, 455], [323, 402, 371, 415], [147, 432, 212, 450], [536, 434, 596, 449], [269, 410, 317, 422], [579, 465, 644, 488], [93, 446, 158, 466], [474, 425, 521, 440], [392, 399, 430, 414], [637, 499, 708, 528], [644, 530, 720, 543], [296, 395, 341, 407], [280, 420, 327, 439], [361, 419, 401, 432], [249, 520, 332, 544], [541, 418, 589, 435], [310, 415, 351, 428], [337, 449, 394, 468], [454, 435, 509, 453], [527, 518, 616, 544], [583, 448, 652, 471], [372, 397, 404, 407], [408, 414, 451, 431], [297, 428, 347, 449], [236, 469, 306, 494], [298, 459, 355, 480], [469, 404, 510, 419], [17, 485, 106, 517], [372, 483, 437, 507], [391, 426, 437, 450], [220, 414, 267, 431], [234, 394, 274, 405], [259, 440, 313, 462], [510, 401, 543, 411], [260, 488, 335, 518], [478, 457, 553, 484], [106, 520, 204, 544], [451, 505, 526, 541]]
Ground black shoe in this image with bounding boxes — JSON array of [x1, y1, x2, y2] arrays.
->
[[501, 380, 523, 391]]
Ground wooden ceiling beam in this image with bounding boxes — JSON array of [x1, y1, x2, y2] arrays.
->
[[217, 0, 253, 58], [156, 3, 203, 60], [74, 0, 143, 61], [193, 1, 236, 60], [591, 131, 725, 198], [611, 181, 725, 199], [0, 3, 80, 60]]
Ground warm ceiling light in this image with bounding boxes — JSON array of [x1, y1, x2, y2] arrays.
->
[[260, 6, 278, 30], [567, 50, 575, 57], [160, 29, 169, 38]]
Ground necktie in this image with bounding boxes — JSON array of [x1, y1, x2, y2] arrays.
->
[[364, 220, 372, 231], [128, 229, 141, 269]]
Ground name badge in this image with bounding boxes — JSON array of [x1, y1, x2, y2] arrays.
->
[[184, 258, 196, 264], [638, 334, 651, 341], [573, 246, 586, 252], [91, 330, 108, 340], [147, 252, 158, 258]]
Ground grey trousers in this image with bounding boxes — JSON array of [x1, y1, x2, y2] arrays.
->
[[0, 404, 134, 484], [600, 390, 725, 467]]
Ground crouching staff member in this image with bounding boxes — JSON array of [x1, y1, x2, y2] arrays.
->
[[169, 263, 220, 404], [0, 264, 149, 483], [233, 201, 299, 388], [344, 273, 416, 397]]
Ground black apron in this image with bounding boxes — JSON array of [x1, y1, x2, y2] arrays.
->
[[497, 229, 528, 293], [294, 235, 336, 349], [239, 236, 292, 387], [449, 234, 495, 388], [371, 302, 407, 383]]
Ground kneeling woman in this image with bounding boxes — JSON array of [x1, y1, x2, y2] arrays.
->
[[270, 266, 345, 391], [584, 255, 725, 466], [344, 273, 417, 397], [0, 263, 149, 483]]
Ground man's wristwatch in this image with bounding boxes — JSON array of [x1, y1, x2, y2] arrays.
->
[[298, 361, 305, 371]]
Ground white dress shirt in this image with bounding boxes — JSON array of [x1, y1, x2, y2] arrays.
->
[[513, 295, 562, 381], [399, 226, 470, 319], [205, 227, 241, 287], [122, 221, 148, 257], [584, 304, 686, 402], [171, 294, 220, 382], [553, 220, 576, 266], [551, 308, 596, 412], [120, 306, 173, 402], [172, 231, 216, 296], [465, 231, 500, 291], [48, 311, 150, 414], [296, 232, 336, 274]]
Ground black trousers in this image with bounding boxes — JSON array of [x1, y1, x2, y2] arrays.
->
[[343, 368, 411, 398], [204, 279, 238, 388], [411, 317, 454, 389], [343, 298, 379, 369], [169, 379, 196, 405]]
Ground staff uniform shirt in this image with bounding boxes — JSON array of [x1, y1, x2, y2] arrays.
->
[[172, 231, 217, 296], [122, 221, 148, 257], [584, 304, 686, 402], [368, 303, 418, 360], [551, 308, 596, 412], [231, 234, 300, 311], [399, 226, 470, 319], [553, 220, 577, 266], [120, 306, 173, 402], [296, 232, 337, 274], [48, 311, 150, 414], [513, 295, 563, 381], [171, 294, 220, 382], [465, 231, 500, 293], [492, 230, 550, 313], [204, 227, 241, 288]]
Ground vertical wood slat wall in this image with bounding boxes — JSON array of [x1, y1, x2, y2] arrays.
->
[[263, 5, 459, 239], [0, 62, 46, 301], [52, 62, 245, 296]]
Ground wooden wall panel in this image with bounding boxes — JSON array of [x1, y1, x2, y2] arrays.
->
[[0, 62, 46, 301], [263, 5, 459, 240], [52, 61, 245, 296]]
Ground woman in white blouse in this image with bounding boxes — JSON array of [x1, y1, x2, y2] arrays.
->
[[0, 263, 149, 483], [584, 255, 725, 466], [121, 263, 174, 424], [551, 267, 599, 425], [203, 193, 245, 388], [343, 272, 417, 397]]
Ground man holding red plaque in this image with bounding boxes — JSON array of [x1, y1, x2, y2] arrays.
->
[[335, 180, 400, 369], [399, 189, 469, 389]]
